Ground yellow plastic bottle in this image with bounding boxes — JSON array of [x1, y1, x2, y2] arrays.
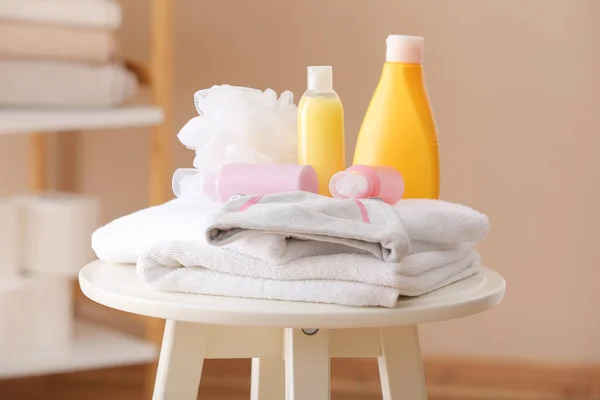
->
[[298, 66, 345, 196], [353, 35, 439, 199]]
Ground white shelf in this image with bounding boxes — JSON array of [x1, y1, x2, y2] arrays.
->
[[0, 319, 158, 379], [0, 106, 164, 135]]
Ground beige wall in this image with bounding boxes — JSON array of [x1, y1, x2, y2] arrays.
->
[[2, 0, 598, 364]]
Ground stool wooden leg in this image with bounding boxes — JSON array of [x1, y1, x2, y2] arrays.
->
[[378, 325, 427, 400], [153, 320, 209, 400], [251, 357, 285, 400], [284, 328, 330, 400]]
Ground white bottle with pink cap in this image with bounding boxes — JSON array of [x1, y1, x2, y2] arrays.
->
[[329, 165, 404, 204]]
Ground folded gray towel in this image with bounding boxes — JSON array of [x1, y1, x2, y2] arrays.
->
[[205, 191, 410, 263]]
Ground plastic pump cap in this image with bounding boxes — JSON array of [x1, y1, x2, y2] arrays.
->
[[386, 34, 424, 64], [307, 66, 333, 92], [329, 171, 369, 199]]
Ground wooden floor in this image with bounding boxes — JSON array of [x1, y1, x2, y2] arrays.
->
[[1, 358, 598, 400], [0, 361, 424, 400]]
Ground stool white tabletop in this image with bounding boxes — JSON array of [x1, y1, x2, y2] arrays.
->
[[79, 260, 505, 329]]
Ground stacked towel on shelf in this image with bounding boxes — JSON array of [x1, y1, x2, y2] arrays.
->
[[0, 0, 137, 108], [0, 22, 116, 63], [0, 61, 137, 107], [92, 193, 490, 308], [0, 0, 122, 28]]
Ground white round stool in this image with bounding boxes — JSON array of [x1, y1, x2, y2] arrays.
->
[[79, 260, 505, 400]]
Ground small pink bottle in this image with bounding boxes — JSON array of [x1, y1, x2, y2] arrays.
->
[[329, 165, 404, 204], [172, 163, 319, 202]]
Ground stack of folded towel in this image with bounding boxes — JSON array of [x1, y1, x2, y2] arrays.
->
[[92, 192, 490, 308], [0, 0, 137, 107]]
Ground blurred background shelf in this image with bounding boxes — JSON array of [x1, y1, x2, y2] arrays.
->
[[0, 320, 157, 379], [0, 0, 172, 396], [0, 106, 164, 135]]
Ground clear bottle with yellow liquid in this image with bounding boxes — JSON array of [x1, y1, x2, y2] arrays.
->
[[353, 35, 439, 199], [298, 66, 345, 196]]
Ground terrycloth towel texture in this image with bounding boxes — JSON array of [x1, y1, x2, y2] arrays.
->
[[205, 192, 410, 263], [138, 240, 481, 305], [137, 248, 482, 307], [93, 198, 220, 264], [0, 21, 117, 63], [0, 0, 122, 29], [93, 194, 488, 307], [140, 264, 404, 307], [0, 60, 137, 107], [395, 199, 490, 244], [92, 197, 489, 264]]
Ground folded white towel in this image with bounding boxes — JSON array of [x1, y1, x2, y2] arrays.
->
[[92, 198, 219, 263], [141, 266, 403, 307], [395, 199, 490, 244], [138, 240, 480, 292], [0, 0, 122, 29], [206, 192, 409, 263], [92, 197, 489, 264], [138, 244, 481, 307]]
